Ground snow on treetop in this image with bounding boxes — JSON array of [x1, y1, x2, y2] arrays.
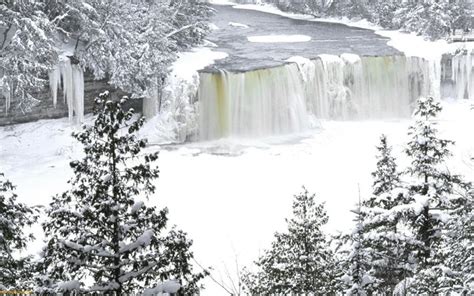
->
[[143, 280, 181, 295], [131, 201, 144, 214], [119, 229, 154, 253]]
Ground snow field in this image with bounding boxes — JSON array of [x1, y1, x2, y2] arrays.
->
[[1, 100, 472, 295]]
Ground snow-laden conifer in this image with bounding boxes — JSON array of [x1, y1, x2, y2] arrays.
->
[[242, 188, 337, 294], [357, 135, 414, 294], [404, 96, 472, 293], [40, 92, 205, 294], [0, 172, 39, 290]]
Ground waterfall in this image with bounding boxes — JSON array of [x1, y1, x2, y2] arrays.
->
[[199, 66, 309, 140], [451, 49, 474, 100], [197, 54, 438, 140], [49, 57, 84, 123]]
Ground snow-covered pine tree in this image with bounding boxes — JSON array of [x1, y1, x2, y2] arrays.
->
[[370, 134, 401, 200], [359, 134, 414, 294], [338, 199, 374, 296], [443, 183, 473, 294], [404, 96, 469, 293], [242, 188, 337, 294], [0, 172, 39, 290], [0, 1, 58, 113], [40, 92, 206, 294]]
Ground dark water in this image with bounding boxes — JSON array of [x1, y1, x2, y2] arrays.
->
[[204, 4, 401, 72]]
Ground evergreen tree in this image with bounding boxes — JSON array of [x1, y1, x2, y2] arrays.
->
[[404, 96, 468, 293], [0, 172, 38, 290], [242, 188, 337, 294], [40, 92, 205, 294], [370, 134, 401, 200], [444, 183, 473, 294], [359, 135, 414, 294], [338, 200, 374, 296]]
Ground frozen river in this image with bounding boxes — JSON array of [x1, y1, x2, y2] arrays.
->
[[205, 4, 400, 72]]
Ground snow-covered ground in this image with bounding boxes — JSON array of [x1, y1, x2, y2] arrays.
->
[[1, 100, 472, 295]]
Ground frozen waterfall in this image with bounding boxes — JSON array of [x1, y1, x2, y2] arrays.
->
[[49, 57, 84, 123], [448, 49, 474, 101], [197, 54, 441, 141]]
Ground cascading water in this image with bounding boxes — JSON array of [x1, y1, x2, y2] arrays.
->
[[49, 57, 84, 123], [450, 49, 474, 100], [197, 54, 439, 141], [199, 65, 309, 140]]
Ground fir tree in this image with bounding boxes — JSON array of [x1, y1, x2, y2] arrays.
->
[[338, 199, 374, 296], [0, 172, 38, 290], [404, 96, 468, 293], [441, 182, 473, 294], [242, 188, 337, 294], [359, 135, 414, 294], [40, 92, 205, 294], [370, 134, 401, 200]]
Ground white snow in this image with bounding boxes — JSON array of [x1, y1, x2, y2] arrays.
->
[[247, 34, 311, 43], [209, 0, 235, 5], [168, 48, 228, 83], [229, 22, 249, 29], [131, 201, 144, 214], [119, 229, 154, 253], [143, 280, 181, 295], [208, 23, 219, 31], [1, 100, 472, 295]]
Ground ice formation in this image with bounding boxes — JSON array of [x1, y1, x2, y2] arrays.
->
[[138, 50, 474, 143], [49, 57, 84, 123], [451, 49, 474, 100], [0, 80, 10, 114], [198, 54, 441, 140]]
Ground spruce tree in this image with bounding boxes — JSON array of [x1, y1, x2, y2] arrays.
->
[[40, 92, 205, 294], [358, 135, 414, 294], [404, 96, 468, 293], [0, 172, 38, 290], [441, 182, 473, 294], [338, 200, 374, 296], [242, 188, 337, 294]]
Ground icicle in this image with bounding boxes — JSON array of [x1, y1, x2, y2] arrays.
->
[[49, 57, 85, 123], [49, 66, 60, 108], [72, 64, 84, 123], [60, 58, 74, 120], [1, 80, 10, 114]]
